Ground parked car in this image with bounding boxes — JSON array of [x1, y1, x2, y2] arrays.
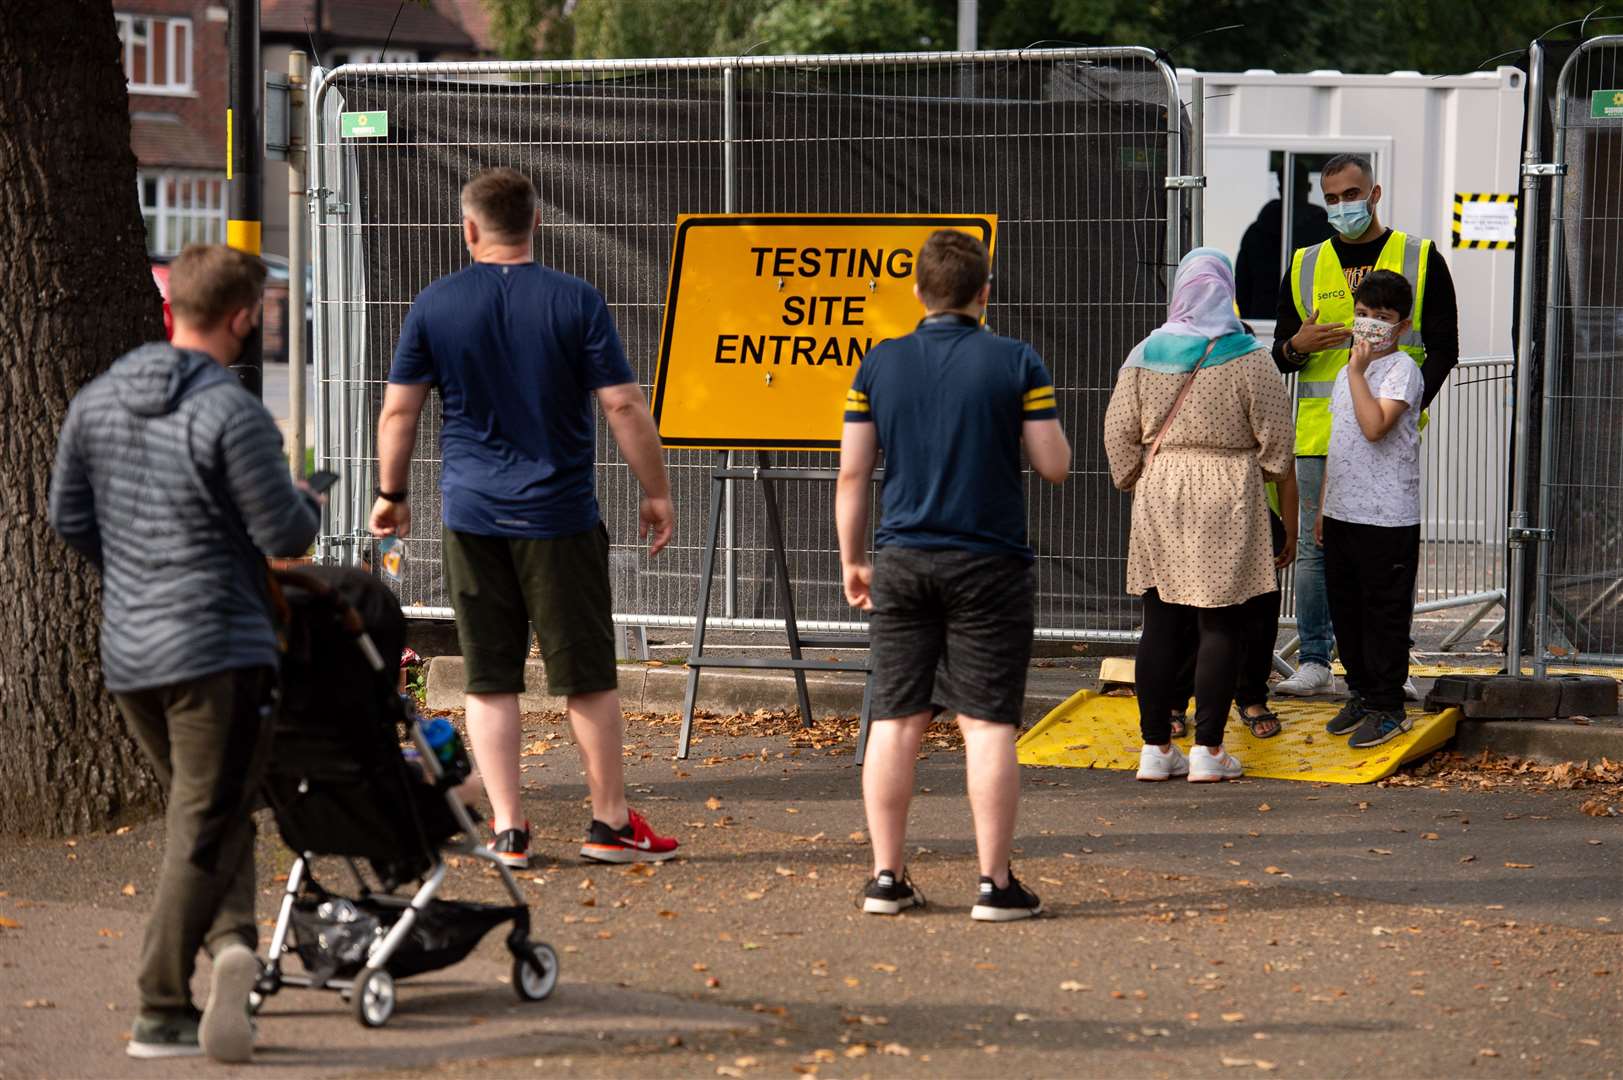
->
[[150, 258, 173, 339]]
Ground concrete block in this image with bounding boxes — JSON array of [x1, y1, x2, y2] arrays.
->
[[1453, 716, 1623, 764], [1555, 674, 1620, 718], [1424, 675, 1563, 719]]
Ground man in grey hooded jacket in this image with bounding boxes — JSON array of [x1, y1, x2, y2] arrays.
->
[[50, 244, 321, 1063]]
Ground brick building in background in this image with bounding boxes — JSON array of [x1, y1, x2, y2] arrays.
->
[[119, 1, 231, 256], [116, 1, 497, 358]]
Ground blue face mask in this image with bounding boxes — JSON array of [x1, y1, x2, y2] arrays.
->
[[1327, 198, 1372, 239]]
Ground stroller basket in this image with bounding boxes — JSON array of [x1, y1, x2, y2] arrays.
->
[[291, 895, 526, 986]]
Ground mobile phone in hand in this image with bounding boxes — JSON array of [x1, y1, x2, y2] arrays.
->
[[306, 470, 340, 495]]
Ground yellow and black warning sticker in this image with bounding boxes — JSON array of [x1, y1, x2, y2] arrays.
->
[[1452, 192, 1516, 250], [652, 214, 996, 451]]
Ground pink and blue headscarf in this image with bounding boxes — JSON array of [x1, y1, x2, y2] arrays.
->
[[1123, 248, 1260, 374]]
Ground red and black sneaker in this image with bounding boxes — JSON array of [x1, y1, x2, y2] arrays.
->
[[579, 809, 679, 864], [489, 821, 531, 870]]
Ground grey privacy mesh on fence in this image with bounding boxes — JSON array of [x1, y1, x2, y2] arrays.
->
[[1534, 39, 1623, 661], [311, 49, 1185, 639]]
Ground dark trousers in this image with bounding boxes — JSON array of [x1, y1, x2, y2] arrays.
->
[[1171, 589, 1281, 712], [113, 667, 275, 1019], [1322, 517, 1419, 711], [1137, 589, 1253, 747], [1169, 511, 1286, 713]]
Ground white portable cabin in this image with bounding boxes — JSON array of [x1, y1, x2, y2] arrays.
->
[[1180, 66, 1526, 360], [1179, 66, 1525, 581]]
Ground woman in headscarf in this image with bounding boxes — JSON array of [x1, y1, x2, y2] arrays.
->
[[1103, 248, 1294, 783]]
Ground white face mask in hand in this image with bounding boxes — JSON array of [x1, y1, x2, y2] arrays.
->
[[1351, 315, 1398, 352]]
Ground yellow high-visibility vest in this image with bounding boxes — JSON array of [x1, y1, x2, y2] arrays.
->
[[1287, 230, 1430, 456]]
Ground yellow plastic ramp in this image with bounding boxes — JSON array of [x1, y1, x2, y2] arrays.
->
[[1329, 662, 1623, 679], [1017, 689, 1460, 784]]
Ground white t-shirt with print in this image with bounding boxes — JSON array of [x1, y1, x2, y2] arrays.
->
[[1323, 352, 1424, 527]]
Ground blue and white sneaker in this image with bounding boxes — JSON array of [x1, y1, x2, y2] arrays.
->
[[1347, 707, 1413, 748]]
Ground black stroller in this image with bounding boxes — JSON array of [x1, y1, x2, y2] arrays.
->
[[252, 565, 557, 1027]]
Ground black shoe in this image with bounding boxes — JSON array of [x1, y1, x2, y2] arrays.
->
[[126, 1012, 203, 1059], [861, 869, 924, 915], [1325, 695, 1367, 736], [970, 870, 1042, 922], [1348, 707, 1413, 748], [490, 822, 531, 869]]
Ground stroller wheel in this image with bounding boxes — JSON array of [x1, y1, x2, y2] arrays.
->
[[353, 968, 396, 1027], [512, 942, 559, 1002]]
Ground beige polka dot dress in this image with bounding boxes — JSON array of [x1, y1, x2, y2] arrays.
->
[[1102, 347, 1295, 608]]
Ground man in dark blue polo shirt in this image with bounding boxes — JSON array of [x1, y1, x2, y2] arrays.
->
[[370, 168, 678, 869], [836, 229, 1072, 922]]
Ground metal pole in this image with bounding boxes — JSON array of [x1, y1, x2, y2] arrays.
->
[[957, 0, 977, 51], [1159, 61, 1184, 271], [1190, 76, 1205, 248], [1533, 41, 1598, 674], [722, 66, 738, 618], [287, 50, 308, 480], [226, 0, 263, 398], [1506, 39, 1546, 672]]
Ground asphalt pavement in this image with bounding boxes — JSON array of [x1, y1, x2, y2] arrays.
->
[[2, 713, 1619, 1078]]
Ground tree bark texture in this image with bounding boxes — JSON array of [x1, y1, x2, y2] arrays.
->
[[0, 1, 168, 834]]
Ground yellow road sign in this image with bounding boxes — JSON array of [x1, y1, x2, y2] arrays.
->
[[652, 213, 997, 451]]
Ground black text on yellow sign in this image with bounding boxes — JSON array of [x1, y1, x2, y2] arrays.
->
[[652, 214, 997, 451]]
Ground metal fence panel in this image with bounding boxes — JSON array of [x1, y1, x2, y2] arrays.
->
[[1533, 38, 1623, 665], [309, 49, 1185, 640]]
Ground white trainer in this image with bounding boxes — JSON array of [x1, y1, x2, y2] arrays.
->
[[1273, 661, 1334, 697], [1402, 677, 1421, 702], [1188, 745, 1244, 783], [1135, 743, 1190, 781]]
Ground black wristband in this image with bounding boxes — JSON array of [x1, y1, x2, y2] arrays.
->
[[375, 488, 407, 503]]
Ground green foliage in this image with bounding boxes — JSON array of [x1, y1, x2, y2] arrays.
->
[[480, 0, 1617, 75], [569, 0, 771, 59], [748, 0, 954, 55]]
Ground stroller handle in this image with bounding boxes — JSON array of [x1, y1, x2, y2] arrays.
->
[[273, 568, 390, 675]]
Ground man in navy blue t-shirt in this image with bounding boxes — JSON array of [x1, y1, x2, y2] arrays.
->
[[370, 168, 678, 869], [837, 229, 1071, 922]]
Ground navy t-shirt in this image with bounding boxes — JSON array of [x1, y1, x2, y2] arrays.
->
[[389, 262, 636, 538], [844, 314, 1057, 560]]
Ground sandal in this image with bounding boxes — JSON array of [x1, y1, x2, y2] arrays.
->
[[1241, 706, 1283, 740], [1169, 712, 1188, 739]]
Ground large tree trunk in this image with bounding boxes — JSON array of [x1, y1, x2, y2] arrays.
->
[[0, 1, 167, 834]]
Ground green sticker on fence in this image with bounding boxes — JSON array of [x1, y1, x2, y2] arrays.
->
[[341, 111, 389, 138], [1591, 91, 1623, 119]]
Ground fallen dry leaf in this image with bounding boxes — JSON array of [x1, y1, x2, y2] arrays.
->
[[880, 1042, 912, 1057], [1422, 832, 1440, 841], [844, 1045, 870, 1058], [1504, 862, 1535, 870], [1060, 980, 1090, 992], [1222, 1012, 1247, 1022], [120, 883, 137, 897], [705, 796, 723, 811], [1257, 803, 1272, 812], [775, 866, 796, 877], [705, 976, 721, 989], [22, 999, 54, 1009], [716, 1068, 744, 1078], [1460, 855, 1477, 864], [1264, 866, 1284, 875], [1478, 1048, 1500, 1058], [843, 977, 861, 988], [872, 962, 898, 974], [0, 916, 20, 930]]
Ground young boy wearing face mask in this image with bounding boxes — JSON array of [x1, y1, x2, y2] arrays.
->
[[1314, 270, 1423, 749]]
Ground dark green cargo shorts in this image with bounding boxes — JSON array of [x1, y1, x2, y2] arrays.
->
[[442, 523, 618, 697]]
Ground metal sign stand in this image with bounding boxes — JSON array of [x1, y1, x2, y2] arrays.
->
[[676, 452, 875, 763]]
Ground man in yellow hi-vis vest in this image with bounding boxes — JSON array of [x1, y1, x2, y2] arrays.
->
[[1270, 154, 1458, 697]]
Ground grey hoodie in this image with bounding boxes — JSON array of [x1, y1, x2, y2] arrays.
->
[[49, 343, 321, 693]]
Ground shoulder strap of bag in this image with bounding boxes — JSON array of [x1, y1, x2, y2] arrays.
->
[[1144, 338, 1219, 472]]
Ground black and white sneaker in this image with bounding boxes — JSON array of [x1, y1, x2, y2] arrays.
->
[[970, 870, 1042, 922], [861, 869, 924, 915]]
